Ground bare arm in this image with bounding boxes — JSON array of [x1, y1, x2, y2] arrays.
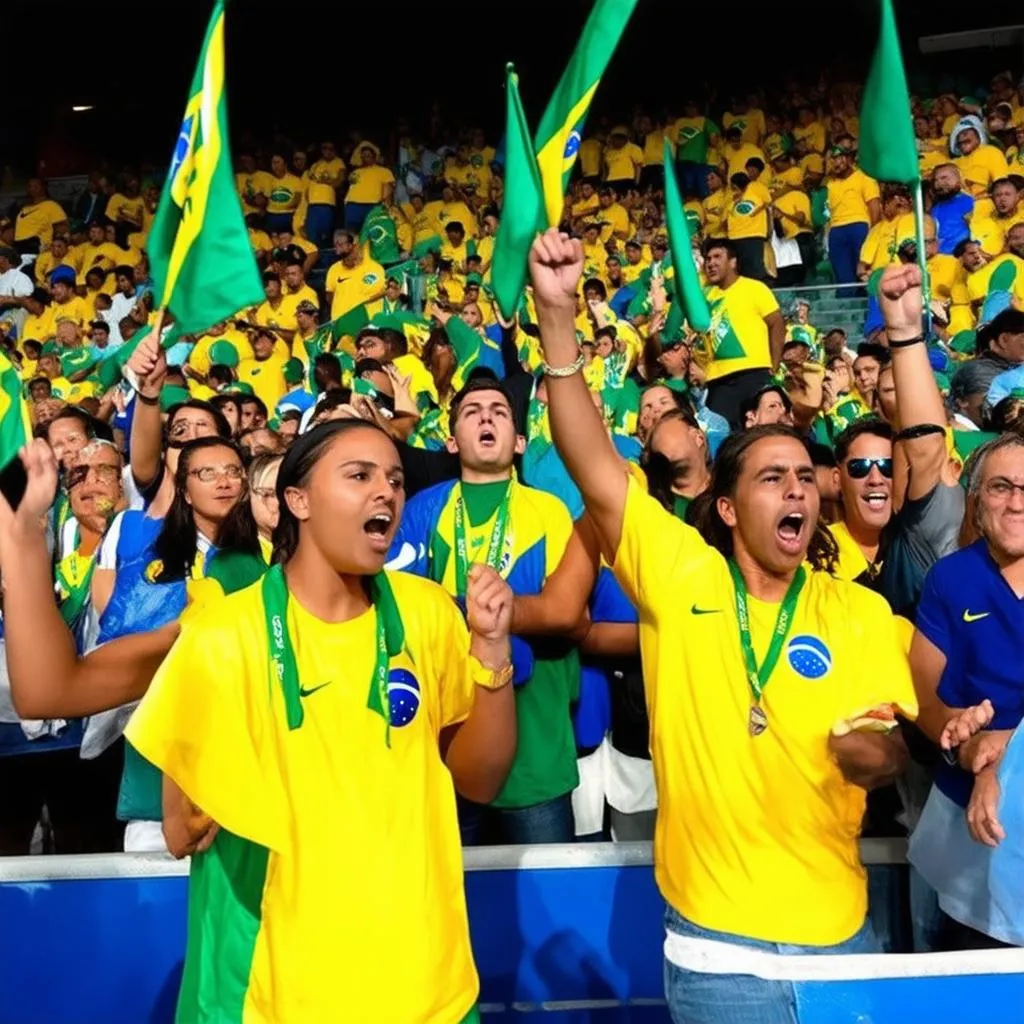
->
[[908, 628, 957, 745], [511, 515, 600, 636], [765, 309, 786, 370], [828, 730, 909, 790], [878, 264, 949, 503], [581, 621, 638, 658], [867, 197, 882, 224], [443, 566, 516, 804], [127, 333, 168, 488], [531, 230, 630, 558], [0, 442, 178, 718], [162, 776, 218, 859]]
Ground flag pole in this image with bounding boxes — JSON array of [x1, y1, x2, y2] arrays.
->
[[913, 179, 931, 340]]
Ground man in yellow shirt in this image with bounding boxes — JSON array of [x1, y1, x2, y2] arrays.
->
[[265, 153, 303, 234], [602, 127, 644, 193], [596, 187, 630, 246], [14, 179, 67, 252], [344, 144, 395, 233], [971, 177, 1024, 256], [528, 229, 914, 1023], [326, 240, 386, 321], [305, 140, 346, 247], [236, 152, 272, 217], [702, 170, 731, 239], [826, 139, 881, 285], [723, 127, 766, 181], [857, 187, 912, 279], [952, 117, 1010, 199], [236, 327, 289, 412], [726, 163, 772, 282]]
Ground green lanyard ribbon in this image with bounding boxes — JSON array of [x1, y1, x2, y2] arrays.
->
[[727, 560, 806, 707], [55, 549, 97, 627], [261, 563, 406, 745], [453, 481, 512, 598]]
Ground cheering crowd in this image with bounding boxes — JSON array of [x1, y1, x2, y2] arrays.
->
[[2, 57, 1024, 1024]]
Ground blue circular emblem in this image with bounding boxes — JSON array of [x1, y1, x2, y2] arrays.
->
[[563, 130, 582, 161], [787, 635, 832, 679], [387, 668, 421, 727], [168, 114, 194, 182]]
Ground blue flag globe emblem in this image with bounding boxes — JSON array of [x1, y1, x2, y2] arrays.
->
[[787, 635, 832, 679], [387, 668, 421, 727], [168, 114, 195, 190]]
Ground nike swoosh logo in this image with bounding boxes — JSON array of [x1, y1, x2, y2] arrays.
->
[[962, 610, 990, 623], [691, 605, 721, 616], [299, 681, 332, 698]]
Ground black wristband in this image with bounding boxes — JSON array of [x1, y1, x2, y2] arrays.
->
[[135, 391, 160, 406], [894, 423, 946, 442], [888, 334, 925, 349]]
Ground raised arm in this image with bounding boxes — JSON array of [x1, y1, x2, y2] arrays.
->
[[0, 441, 176, 718], [126, 332, 168, 489], [530, 229, 629, 556]]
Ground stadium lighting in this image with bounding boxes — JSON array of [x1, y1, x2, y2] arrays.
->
[[71, 105, 95, 113]]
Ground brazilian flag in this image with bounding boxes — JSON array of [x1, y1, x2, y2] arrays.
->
[[0, 351, 30, 470], [533, 0, 639, 227]]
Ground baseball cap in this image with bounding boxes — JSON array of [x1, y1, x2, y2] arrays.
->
[[283, 357, 304, 385]]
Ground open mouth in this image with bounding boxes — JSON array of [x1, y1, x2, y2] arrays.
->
[[364, 511, 394, 550], [775, 512, 806, 553], [478, 428, 496, 448], [861, 491, 889, 511]]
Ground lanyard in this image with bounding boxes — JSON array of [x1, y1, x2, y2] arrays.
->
[[56, 549, 96, 627], [453, 481, 512, 598], [261, 563, 400, 746], [727, 560, 805, 734]]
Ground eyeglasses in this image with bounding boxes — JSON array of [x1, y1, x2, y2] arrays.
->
[[984, 479, 1024, 500], [169, 419, 215, 440], [251, 486, 278, 501], [187, 464, 246, 483], [67, 463, 121, 488], [845, 457, 893, 479]]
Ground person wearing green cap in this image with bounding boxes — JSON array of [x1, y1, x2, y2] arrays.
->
[[208, 339, 240, 370], [275, 357, 316, 420]]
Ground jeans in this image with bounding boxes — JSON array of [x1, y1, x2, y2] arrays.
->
[[663, 905, 879, 1024], [677, 162, 714, 200], [828, 221, 869, 288], [344, 201, 375, 233], [265, 211, 295, 234], [458, 792, 575, 846], [304, 203, 335, 248]]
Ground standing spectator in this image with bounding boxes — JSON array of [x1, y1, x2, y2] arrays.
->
[[826, 139, 881, 287], [14, 178, 67, 254]]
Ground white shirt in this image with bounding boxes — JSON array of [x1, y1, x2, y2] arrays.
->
[[0, 267, 33, 299]]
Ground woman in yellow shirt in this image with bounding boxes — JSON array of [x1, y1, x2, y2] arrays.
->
[[265, 153, 304, 234]]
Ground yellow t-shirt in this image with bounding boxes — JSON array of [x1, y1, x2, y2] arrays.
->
[[928, 253, 964, 303], [437, 201, 479, 240], [307, 157, 346, 206], [579, 138, 603, 178], [124, 572, 479, 1023], [826, 170, 880, 228], [237, 355, 288, 410], [612, 478, 917, 944], [236, 170, 274, 216], [599, 202, 631, 243], [249, 228, 273, 258], [254, 297, 300, 334], [266, 174, 303, 215], [793, 122, 827, 154], [702, 276, 779, 381], [21, 307, 56, 345], [644, 130, 672, 166], [726, 182, 771, 241], [14, 200, 66, 246], [345, 166, 395, 205], [966, 253, 1024, 306], [723, 109, 766, 145], [956, 146, 1010, 198], [189, 329, 255, 376], [327, 259, 386, 319], [703, 189, 731, 238], [34, 252, 76, 287], [799, 153, 825, 180], [571, 194, 600, 221], [50, 295, 91, 330], [725, 143, 767, 181], [604, 142, 645, 182], [105, 193, 145, 229], [859, 218, 900, 271], [774, 189, 811, 239]]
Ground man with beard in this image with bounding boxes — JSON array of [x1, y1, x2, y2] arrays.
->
[[930, 164, 975, 256]]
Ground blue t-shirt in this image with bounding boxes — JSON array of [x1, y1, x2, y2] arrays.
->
[[916, 539, 1024, 807], [931, 192, 975, 256]]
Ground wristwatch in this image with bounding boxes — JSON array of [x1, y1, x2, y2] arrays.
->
[[470, 655, 514, 692]]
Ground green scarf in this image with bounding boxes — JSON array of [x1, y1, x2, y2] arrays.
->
[[260, 563, 406, 745]]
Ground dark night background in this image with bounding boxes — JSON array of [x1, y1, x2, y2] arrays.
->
[[3, 0, 1024, 178]]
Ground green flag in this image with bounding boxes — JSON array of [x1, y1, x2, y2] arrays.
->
[[533, 0, 639, 227], [662, 140, 711, 332], [360, 205, 402, 265], [0, 351, 30, 469], [859, 0, 918, 184], [148, 0, 262, 332], [492, 64, 544, 320]]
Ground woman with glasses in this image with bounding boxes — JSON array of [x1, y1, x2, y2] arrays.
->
[[72, 437, 263, 851], [248, 453, 282, 562]]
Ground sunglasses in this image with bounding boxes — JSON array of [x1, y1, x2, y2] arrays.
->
[[845, 457, 893, 479]]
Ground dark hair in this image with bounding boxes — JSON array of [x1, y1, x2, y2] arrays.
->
[[164, 399, 231, 447], [739, 384, 791, 423], [729, 172, 750, 191], [354, 357, 385, 377], [272, 419, 394, 564], [808, 442, 837, 469], [46, 406, 94, 442], [833, 418, 893, 463], [582, 277, 607, 299], [314, 353, 343, 392], [448, 376, 516, 430], [745, 158, 765, 176], [691, 424, 838, 573], [208, 365, 235, 389], [240, 395, 269, 420], [703, 237, 737, 261], [642, 406, 708, 511], [152, 437, 259, 583], [855, 341, 890, 366]]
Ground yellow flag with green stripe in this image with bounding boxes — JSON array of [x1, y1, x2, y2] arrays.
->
[[148, 0, 262, 334], [0, 351, 31, 468], [533, 0, 639, 227]]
